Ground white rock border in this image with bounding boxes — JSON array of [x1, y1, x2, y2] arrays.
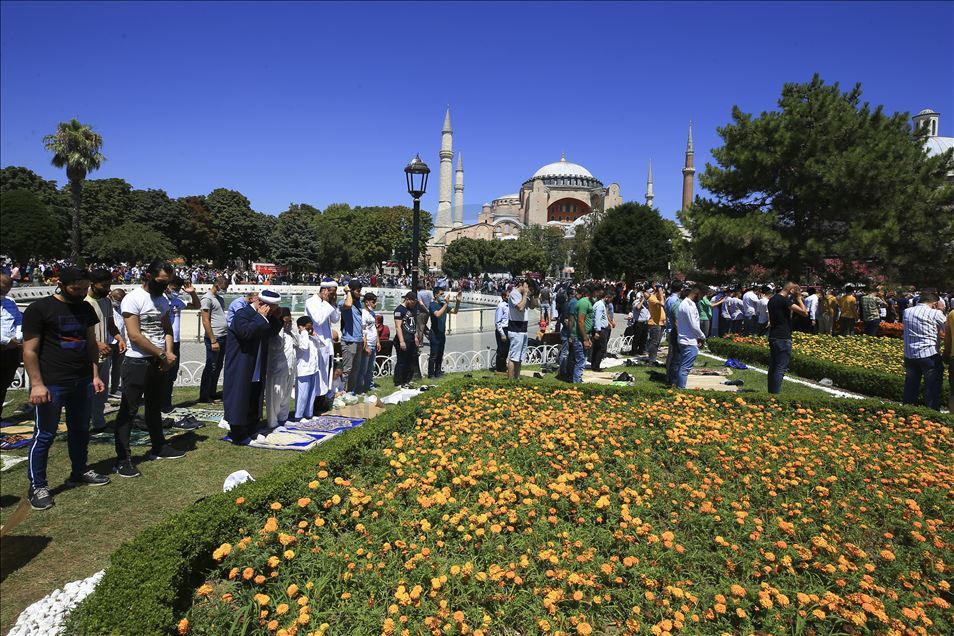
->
[[8, 570, 104, 636]]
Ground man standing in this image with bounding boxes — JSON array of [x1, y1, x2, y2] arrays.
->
[[766, 282, 809, 394], [338, 280, 365, 393], [627, 285, 651, 355], [557, 285, 578, 381], [818, 288, 838, 336], [428, 286, 461, 378], [305, 279, 340, 411], [393, 291, 420, 386], [646, 285, 666, 365], [108, 288, 126, 398], [756, 286, 771, 336], [860, 288, 886, 336], [494, 289, 509, 373], [664, 281, 684, 386], [1, 273, 24, 418], [742, 286, 760, 335], [803, 288, 820, 333], [21, 268, 110, 509], [355, 292, 379, 394], [114, 261, 184, 477], [85, 269, 125, 434], [676, 284, 708, 389], [224, 289, 283, 442], [572, 285, 594, 384], [838, 287, 857, 336], [590, 287, 610, 371], [944, 306, 954, 413], [507, 279, 530, 379], [901, 291, 947, 411], [227, 291, 257, 326], [199, 276, 229, 403], [161, 275, 199, 417]]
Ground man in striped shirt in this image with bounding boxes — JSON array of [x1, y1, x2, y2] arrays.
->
[[901, 290, 947, 410]]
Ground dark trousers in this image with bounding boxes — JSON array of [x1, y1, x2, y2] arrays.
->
[[665, 330, 681, 385], [28, 378, 92, 489], [731, 318, 744, 334], [630, 322, 648, 355], [717, 315, 730, 337], [767, 338, 792, 394], [428, 331, 446, 377], [591, 327, 611, 371], [839, 318, 855, 336], [698, 320, 710, 340], [743, 316, 758, 335], [393, 341, 418, 386], [199, 335, 226, 401], [161, 341, 181, 413], [903, 354, 943, 410], [495, 331, 509, 372], [863, 319, 880, 336], [109, 342, 124, 395], [0, 348, 22, 415], [114, 357, 168, 459]]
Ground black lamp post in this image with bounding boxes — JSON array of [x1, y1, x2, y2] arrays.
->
[[404, 154, 430, 292]]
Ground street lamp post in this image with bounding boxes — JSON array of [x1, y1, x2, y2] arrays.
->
[[404, 154, 430, 292]]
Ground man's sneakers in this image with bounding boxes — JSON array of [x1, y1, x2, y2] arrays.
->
[[29, 486, 54, 510], [113, 461, 142, 478], [66, 470, 111, 487], [173, 415, 203, 431], [146, 445, 186, 461]]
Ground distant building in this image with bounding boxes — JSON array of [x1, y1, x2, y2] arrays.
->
[[914, 108, 953, 179]]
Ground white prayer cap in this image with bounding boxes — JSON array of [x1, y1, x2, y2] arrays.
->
[[260, 289, 282, 305], [320, 277, 338, 288]]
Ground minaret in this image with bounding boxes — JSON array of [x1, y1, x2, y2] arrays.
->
[[436, 107, 454, 238], [645, 160, 655, 208], [681, 120, 695, 212], [453, 152, 464, 226]]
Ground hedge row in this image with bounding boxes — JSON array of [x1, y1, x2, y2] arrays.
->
[[69, 376, 951, 635], [706, 336, 950, 404]]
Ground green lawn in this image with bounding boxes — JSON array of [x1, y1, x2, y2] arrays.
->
[[0, 361, 835, 632]]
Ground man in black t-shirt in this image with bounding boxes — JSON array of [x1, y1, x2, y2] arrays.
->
[[392, 291, 420, 386], [21, 268, 110, 511], [766, 282, 809, 394]]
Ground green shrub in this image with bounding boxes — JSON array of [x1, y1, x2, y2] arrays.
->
[[68, 377, 950, 635]]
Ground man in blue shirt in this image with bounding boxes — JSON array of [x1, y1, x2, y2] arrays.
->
[[428, 286, 461, 378], [664, 280, 684, 386], [1, 273, 24, 419], [557, 285, 577, 381], [227, 291, 258, 326], [338, 280, 364, 393], [591, 287, 610, 371]]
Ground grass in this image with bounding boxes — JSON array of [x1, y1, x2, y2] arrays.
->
[[0, 356, 839, 633]]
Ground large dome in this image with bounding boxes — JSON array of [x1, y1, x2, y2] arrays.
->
[[532, 155, 594, 179]]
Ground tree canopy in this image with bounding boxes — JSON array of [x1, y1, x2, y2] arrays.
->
[[0, 189, 66, 262], [587, 202, 673, 282], [681, 74, 954, 285], [441, 236, 547, 278]]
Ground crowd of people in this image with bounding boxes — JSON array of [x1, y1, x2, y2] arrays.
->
[[2, 257, 952, 511]]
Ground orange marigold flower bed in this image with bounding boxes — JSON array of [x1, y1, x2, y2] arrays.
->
[[183, 387, 952, 635]]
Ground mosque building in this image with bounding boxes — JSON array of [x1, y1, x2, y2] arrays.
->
[[914, 108, 953, 179]]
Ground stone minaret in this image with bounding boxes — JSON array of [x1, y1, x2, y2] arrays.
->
[[453, 152, 464, 226], [645, 159, 654, 208], [681, 120, 695, 212], [436, 107, 454, 238]]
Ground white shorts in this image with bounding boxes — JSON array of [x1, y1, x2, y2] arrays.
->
[[507, 331, 528, 362]]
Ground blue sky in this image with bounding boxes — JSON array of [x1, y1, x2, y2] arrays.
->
[[2, 1, 952, 222]]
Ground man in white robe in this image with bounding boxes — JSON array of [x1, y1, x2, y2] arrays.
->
[[305, 278, 339, 412]]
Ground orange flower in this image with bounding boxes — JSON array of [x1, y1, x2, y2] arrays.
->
[[177, 618, 189, 634]]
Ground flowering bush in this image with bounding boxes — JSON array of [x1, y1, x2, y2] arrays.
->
[[723, 332, 906, 377], [854, 321, 904, 339], [182, 386, 952, 635]]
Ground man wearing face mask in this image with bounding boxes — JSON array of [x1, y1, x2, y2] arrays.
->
[[113, 260, 183, 479], [22, 267, 109, 510], [428, 285, 461, 378], [85, 269, 125, 434]]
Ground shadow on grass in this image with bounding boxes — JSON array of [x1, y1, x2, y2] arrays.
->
[[1, 534, 51, 583], [0, 495, 21, 510]]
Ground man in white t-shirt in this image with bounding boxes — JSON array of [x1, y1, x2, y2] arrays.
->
[[355, 292, 379, 394], [742, 287, 760, 335], [113, 261, 185, 479], [676, 284, 708, 389]]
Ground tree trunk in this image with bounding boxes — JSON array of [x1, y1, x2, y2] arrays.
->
[[70, 179, 83, 265]]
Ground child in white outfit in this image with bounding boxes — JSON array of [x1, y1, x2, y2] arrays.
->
[[294, 316, 321, 420], [266, 308, 298, 429]]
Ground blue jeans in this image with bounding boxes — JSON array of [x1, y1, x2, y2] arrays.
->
[[558, 328, 571, 377], [903, 354, 943, 410], [28, 378, 93, 489], [572, 338, 586, 383], [354, 345, 377, 394], [665, 330, 681, 386], [677, 344, 699, 389], [199, 335, 226, 401], [768, 338, 792, 394]]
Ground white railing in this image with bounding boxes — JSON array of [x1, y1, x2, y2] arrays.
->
[[5, 335, 636, 389]]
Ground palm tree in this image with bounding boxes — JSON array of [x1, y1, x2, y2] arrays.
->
[[43, 119, 105, 263]]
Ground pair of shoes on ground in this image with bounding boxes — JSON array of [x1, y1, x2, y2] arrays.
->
[[112, 444, 186, 479], [161, 413, 203, 431], [29, 470, 111, 510]]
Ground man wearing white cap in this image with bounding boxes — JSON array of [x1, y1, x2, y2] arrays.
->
[[223, 288, 283, 443], [305, 278, 339, 413]]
